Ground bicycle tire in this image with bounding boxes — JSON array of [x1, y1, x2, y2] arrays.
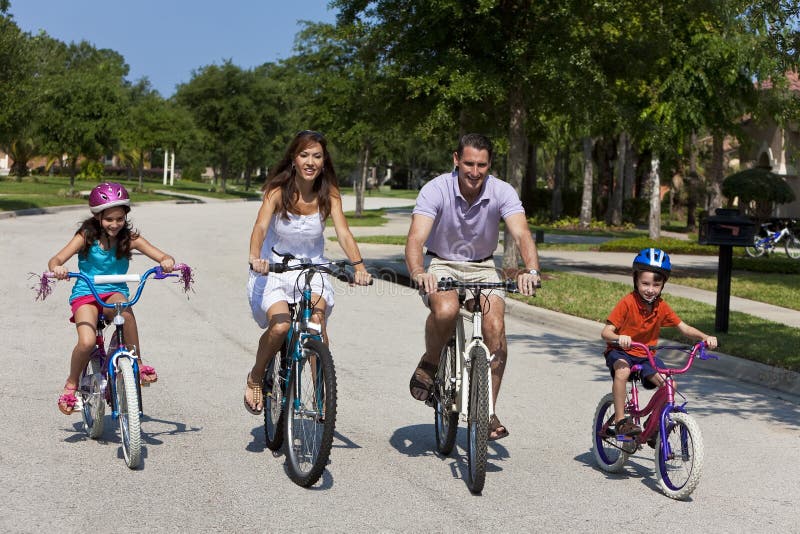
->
[[466, 345, 489, 494], [655, 411, 704, 500], [116, 357, 142, 469], [784, 234, 800, 260], [434, 340, 459, 455], [745, 234, 766, 258], [263, 349, 286, 451], [591, 393, 631, 472], [284, 338, 336, 487], [80, 354, 105, 439]]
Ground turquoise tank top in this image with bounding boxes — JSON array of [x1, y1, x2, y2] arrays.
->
[[69, 241, 131, 302]]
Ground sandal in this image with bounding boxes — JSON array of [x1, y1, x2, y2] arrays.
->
[[615, 417, 642, 437], [244, 372, 263, 415], [139, 363, 158, 386], [488, 414, 509, 441], [409, 355, 437, 402], [58, 383, 79, 415]]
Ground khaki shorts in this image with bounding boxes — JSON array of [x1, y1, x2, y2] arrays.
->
[[423, 257, 505, 305]]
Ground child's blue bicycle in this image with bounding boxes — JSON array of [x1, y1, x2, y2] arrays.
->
[[745, 219, 800, 259], [256, 250, 368, 487], [38, 264, 193, 469]]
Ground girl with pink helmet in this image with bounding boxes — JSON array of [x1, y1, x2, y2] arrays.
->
[[47, 182, 177, 415]]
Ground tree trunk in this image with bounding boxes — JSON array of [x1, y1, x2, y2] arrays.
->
[[356, 141, 370, 217], [709, 132, 725, 213], [579, 137, 594, 229], [520, 141, 537, 214], [551, 149, 564, 221], [687, 132, 698, 231], [503, 88, 526, 272], [649, 155, 661, 239], [607, 132, 626, 226], [623, 135, 635, 199]]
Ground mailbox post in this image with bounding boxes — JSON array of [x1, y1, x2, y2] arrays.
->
[[698, 209, 756, 333]]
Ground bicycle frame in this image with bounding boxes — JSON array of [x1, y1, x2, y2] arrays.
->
[[450, 290, 495, 420], [601, 341, 715, 459], [50, 266, 186, 418]]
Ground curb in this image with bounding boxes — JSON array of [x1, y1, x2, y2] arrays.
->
[[368, 258, 800, 400]]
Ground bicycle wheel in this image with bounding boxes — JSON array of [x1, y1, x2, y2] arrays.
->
[[655, 411, 704, 500], [80, 354, 105, 439], [115, 357, 142, 469], [466, 345, 489, 494], [263, 349, 286, 452], [284, 338, 336, 487], [784, 234, 800, 260], [591, 393, 632, 472], [745, 234, 766, 258], [434, 340, 459, 455]]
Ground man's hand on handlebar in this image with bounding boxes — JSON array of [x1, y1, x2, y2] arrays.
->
[[515, 271, 540, 297], [413, 272, 438, 294]]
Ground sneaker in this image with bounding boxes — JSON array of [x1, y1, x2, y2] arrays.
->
[[615, 417, 642, 437]]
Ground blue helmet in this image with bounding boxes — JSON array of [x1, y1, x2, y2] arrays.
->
[[632, 248, 671, 280]]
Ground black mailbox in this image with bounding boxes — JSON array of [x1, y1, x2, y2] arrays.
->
[[698, 208, 756, 246]]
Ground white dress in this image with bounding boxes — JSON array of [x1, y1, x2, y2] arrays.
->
[[247, 211, 334, 328]]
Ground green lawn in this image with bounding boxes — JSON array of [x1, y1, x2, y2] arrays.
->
[[514, 271, 800, 371], [0, 176, 260, 211]]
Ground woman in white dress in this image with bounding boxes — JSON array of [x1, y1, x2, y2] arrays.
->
[[245, 130, 372, 414]]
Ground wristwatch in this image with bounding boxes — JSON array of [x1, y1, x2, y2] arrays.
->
[[528, 268, 540, 276]]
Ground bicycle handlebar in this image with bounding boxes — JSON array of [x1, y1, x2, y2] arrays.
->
[[251, 249, 373, 285], [437, 277, 521, 293], [614, 340, 718, 376], [42, 263, 193, 309]]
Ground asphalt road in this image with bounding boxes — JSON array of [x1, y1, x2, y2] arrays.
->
[[1, 200, 798, 533]]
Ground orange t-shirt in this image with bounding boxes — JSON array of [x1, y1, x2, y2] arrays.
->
[[605, 292, 681, 358]]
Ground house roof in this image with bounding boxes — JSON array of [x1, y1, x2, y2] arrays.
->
[[758, 70, 800, 92]]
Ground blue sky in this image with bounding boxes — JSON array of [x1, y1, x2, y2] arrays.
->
[[8, 0, 338, 97]]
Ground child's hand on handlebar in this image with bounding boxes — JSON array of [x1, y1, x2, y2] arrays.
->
[[52, 265, 69, 280], [160, 255, 175, 273], [703, 336, 718, 350], [617, 335, 632, 350]]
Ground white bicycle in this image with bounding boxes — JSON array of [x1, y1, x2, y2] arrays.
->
[[430, 277, 519, 494]]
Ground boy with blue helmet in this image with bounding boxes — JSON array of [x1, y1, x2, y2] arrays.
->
[[601, 248, 717, 436]]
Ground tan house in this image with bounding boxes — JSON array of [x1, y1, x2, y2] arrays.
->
[[740, 72, 800, 218]]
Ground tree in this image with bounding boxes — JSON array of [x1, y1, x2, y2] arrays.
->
[[176, 61, 267, 192], [38, 41, 128, 189]]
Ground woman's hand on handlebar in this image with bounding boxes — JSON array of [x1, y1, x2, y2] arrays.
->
[[353, 269, 372, 286], [250, 257, 270, 274]]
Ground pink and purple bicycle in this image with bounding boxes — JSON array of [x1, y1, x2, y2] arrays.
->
[[592, 340, 718, 500], [35, 264, 193, 469]]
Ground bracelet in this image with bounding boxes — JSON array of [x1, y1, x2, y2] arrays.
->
[[351, 259, 364, 266]]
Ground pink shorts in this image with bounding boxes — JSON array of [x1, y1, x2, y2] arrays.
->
[[69, 292, 119, 323]]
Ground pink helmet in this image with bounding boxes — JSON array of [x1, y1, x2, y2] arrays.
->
[[89, 182, 130, 214]]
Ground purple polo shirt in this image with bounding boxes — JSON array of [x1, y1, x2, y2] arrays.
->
[[413, 171, 525, 261]]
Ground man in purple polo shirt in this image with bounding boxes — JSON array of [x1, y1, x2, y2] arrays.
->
[[405, 133, 541, 440]]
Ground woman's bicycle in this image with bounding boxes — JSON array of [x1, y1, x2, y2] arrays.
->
[[36, 264, 193, 469], [591, 340, 718, 500], [745, 219, 800, 259], [429, 277, 519, 494], [256, 250, 369, 487]]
